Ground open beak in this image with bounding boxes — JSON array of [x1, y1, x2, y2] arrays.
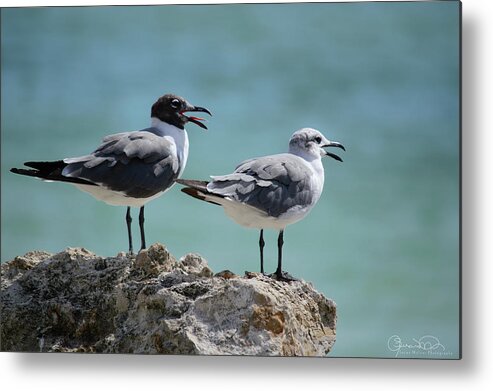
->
[[322, 141, 346, 162], [180, 104, 212, 130]]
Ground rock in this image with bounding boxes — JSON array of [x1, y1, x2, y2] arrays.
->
[[1, 243, 337, 356], [215, 270, 238, 279]]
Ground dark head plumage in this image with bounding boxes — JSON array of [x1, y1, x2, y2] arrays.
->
[[151, 94, 212, 130]]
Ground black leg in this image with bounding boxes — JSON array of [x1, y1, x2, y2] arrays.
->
[[270, 230, 298, 282], [126, 207, 133, 255], [259, 229, 265, 274], [275, 229, 284, 279], [139, 206, 146, 251]]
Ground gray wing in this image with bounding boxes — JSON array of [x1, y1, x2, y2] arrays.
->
[[208, 153, 315, 217], [62, 127, 179, 198]]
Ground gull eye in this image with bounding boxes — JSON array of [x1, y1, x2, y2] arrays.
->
[[170, 99, 181, 109], [314, 136, 322, 144]]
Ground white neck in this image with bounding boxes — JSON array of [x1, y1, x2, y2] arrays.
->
[[151, 117, 182, 135], [289, 145, 318, 161], [151, 117, 189, 176], [289, 147, 325, 186]]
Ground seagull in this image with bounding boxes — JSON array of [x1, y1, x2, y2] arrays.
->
[[177, 128, 345, 281], [10, 93, 212, 254]]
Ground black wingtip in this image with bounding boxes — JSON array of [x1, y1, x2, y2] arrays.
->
[[176, 179, 210, 190], [23, 160, 66, 171], [181, 187, 221, 206], [175, 179, 188, 186], [181, 187, 202, 199], [11, 167, 32, 175], [10, 167, 45, 179], [10, 165, 98, 186]]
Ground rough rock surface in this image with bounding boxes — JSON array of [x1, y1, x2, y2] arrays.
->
[[1, 243, 336, 355]]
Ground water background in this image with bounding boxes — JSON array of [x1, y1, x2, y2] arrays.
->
[[1, 2, 460, 358]]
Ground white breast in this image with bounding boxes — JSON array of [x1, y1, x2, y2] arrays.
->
[[221, 199, 313, 230], [151, 118, 189, 176]]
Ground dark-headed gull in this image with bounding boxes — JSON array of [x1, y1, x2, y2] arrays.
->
[[11, 93, 212, 254]]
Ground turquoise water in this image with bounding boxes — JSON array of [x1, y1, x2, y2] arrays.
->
[[1, 2, 460, 358]]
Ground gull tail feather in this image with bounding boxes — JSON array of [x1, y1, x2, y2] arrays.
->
[[11, 160, 96, 186], [176, 178, 222, 206]]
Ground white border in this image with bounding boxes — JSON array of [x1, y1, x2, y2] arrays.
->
[[0, 0, 449, 7], [2, 0, 492, 389]]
